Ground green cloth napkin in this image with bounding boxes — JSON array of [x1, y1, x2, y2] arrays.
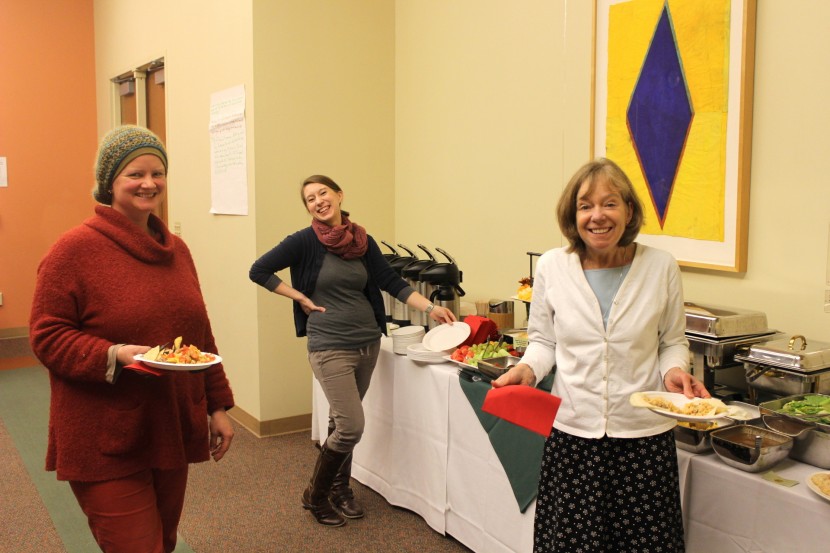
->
[[458, 372, 554, 512]]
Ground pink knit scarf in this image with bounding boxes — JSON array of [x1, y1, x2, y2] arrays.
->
[[312, 216, 368, 260]]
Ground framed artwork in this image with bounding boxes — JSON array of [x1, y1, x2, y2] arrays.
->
[[592, 0, 756, 272]]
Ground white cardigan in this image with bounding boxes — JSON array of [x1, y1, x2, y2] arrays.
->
[[522, 243, 689, 439]]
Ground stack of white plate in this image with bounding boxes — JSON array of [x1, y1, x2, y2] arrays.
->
[[406, 342, 452, 364], [391, 325, 425, 355]]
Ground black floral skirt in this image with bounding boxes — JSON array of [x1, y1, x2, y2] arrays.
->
[[533, 429, 685, 553]]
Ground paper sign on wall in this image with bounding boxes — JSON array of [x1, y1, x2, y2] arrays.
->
[[0, 157, 8, 187], [209, 85, 248, 215]]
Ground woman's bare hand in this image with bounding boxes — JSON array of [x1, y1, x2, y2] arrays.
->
[[492, 362, 536, 388]]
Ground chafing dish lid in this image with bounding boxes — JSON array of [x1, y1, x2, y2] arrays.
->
[[684, 302, 769, 338], [741, 335, 830, 372]]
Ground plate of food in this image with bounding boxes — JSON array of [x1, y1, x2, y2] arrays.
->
[[134, 336, 221, 371], [806, 472, 830, 502], [630, 391, 730, 422]]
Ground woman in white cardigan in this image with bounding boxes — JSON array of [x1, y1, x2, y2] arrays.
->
[[494, 158, 709, 553]]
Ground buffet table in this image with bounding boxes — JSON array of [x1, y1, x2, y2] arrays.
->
[[311, 338, 830, 553]]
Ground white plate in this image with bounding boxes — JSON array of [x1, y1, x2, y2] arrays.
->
[[134, 353, 222, 371], [392, 325, 426, 337], [806, 472, 830, 502], [422, 322, 471, 352], [630, 391, 730, 422], [406, 343, 450, 363]]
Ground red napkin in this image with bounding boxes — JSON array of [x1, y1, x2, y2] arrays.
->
[[124, 362, 164, 377], [461, 315, 499, 347], [482, 385, 561, 437]]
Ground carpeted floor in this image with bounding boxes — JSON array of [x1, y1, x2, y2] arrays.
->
[[181, 424, 471, 553], [0, 349, 472, 553]]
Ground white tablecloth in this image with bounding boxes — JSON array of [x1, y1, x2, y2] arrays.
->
[[312, 338, 830, 553]]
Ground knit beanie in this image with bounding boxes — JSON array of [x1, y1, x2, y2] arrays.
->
[[93, 125, 168, 205]]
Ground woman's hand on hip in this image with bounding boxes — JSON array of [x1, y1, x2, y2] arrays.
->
[[298, 296, 325, 315], [664, 367, 711, 399], [492, 362, 536, 388]]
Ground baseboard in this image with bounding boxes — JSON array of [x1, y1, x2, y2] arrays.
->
[[0, 327, 28, 340], [228, 406, 311, 438]]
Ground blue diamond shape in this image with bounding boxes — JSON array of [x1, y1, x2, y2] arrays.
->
[[627, 5, 693, 227]]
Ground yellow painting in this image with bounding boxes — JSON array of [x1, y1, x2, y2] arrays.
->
[[593, 0, 755, 271]]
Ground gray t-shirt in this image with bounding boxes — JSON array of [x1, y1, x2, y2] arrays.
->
[[306, 253, 382, 351]]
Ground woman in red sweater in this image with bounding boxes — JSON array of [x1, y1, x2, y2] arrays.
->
[[29, 125, 235, 553]]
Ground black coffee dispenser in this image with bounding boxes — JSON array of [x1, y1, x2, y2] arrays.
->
[[380, 241, 400, 322], [402, 245, 439, 330], [387, 243, 417, 327], [418, 247, 465, 329]]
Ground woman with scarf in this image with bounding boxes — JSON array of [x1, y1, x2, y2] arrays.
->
[[249, 174, 456, 527]]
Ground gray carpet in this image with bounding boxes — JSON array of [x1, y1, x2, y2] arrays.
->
[[0, 365, 471, 553]]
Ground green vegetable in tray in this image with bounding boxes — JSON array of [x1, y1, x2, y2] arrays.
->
[[780, 395, 830, 424]]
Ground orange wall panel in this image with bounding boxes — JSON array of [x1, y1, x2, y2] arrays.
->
[[0, 0, 98, 332]]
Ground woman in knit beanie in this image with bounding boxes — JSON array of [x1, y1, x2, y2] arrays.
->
[[30, 125, 235, 553], [93, 124, 169, 205]]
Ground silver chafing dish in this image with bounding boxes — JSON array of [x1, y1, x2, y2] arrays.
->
[[758, 393, 830, 469], [735, 335, 830, 398], [674, 418, 735, 453], [710, 425, 793, 473], [684, 302, 781, 400]]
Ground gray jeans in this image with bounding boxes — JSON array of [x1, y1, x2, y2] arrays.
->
[[308, 339, 381, 453]]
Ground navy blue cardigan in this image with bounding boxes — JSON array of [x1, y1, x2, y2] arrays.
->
[[249, 226, 412, 337]]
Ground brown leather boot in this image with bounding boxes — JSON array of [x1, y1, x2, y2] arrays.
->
[[301, 445, 349, 527], [330, 452, 364, 519]]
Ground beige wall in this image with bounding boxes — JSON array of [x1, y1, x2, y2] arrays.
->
[[93, 0, 395, 429], [251, 0, 395, 423], [394, 0, 592, 322], [680, 0, 830, 337], [91, 0, 830, 427], [395, 0, 830, 338], [93, 0, 262, 418]]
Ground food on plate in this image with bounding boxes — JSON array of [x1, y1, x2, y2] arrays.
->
[[516, 277, 533, 302], [780, 395, 830, 425], [682, 399, 728, 417], [677, 420, 716, 431], [630, 393, 728, 417], [811, 473, 830, 496], [142, 336, 216, 364], [451, 341, 516, 367]]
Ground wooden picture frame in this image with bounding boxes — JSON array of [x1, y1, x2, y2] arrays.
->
[[591, 0, 756, 272]]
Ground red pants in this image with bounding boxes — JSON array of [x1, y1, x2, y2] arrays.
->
[[69, 467, 188, 553]]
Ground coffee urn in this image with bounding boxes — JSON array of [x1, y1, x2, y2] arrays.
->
[[380, 241, 400, 322], [419, 247, 465, 329], [403, 245, 438, 329], [388, 244, 417, 327]]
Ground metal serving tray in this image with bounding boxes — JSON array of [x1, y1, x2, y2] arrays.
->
[[684, 302, 769, 339], [759, 394, 830, 469], [739, 361, 830, 397], [738, 335, 830, 372]]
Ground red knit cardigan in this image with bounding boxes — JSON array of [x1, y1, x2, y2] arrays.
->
[[29, 206, 234, 482]]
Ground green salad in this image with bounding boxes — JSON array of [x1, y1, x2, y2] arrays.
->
[[780, 395, 830, 424]]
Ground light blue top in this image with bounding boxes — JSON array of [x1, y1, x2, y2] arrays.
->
[[584, 264, 632, 328]]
